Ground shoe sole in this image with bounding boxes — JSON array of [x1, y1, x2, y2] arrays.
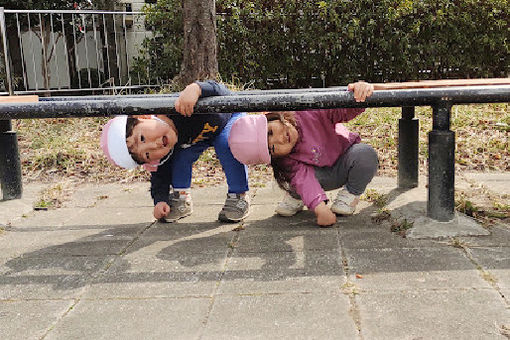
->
[[275, 208, 304, 217], [160, 210, 193, 223], [275, 211, 301, 217], [218, 211, 250, 223], [331, 207, 355, 215]]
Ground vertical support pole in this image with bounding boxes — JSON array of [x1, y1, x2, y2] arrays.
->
[[428, 101, 455, 221], [0, 119, 22, 200], [0, 8, 22, 200], [398, 106, 419, 188], [0, 7, 14, 95]]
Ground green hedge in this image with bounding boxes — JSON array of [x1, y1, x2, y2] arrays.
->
[[135, 0, 509, 89]]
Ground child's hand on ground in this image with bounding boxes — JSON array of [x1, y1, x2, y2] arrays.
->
[[175, 82, 202, 117], [314, 201, 336, 227], [347, 81, 374, 102], [153, 201, 170, 219]]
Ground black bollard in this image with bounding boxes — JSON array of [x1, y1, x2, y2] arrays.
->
[[0, 119, 22, 200], [428, 102, 455, 221], [398, 106, 419, 188]]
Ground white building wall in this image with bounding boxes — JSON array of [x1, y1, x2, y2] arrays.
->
[[118, 0, 153, 66], [21, 30, 104, 90]]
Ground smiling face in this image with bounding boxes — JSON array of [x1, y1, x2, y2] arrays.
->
[[125, 118, 177, 163], [267, 119, 299, 157]]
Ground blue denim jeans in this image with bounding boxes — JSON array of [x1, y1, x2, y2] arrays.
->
[[170, 112, 249, 193]]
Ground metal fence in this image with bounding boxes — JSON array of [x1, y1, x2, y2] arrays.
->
[[0, 8, 158, 96]]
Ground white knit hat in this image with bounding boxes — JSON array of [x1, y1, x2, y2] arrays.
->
[[100, 115, 139, 169]]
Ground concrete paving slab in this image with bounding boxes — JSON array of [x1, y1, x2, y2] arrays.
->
[[458, 225, 510, 247], [134, 230, 235, 256], [146, 219, 238, 235], [339, 229, 438, 249], [344, 247, 490, 290], [82, 254, 225, 298], [469, 247, 510, 292], [236, 229, 340, 252], [204, 293, 358, 340], [462, 172, 510, 196], [45, 297, 212, 340], [3, 207, 81, 228], [0, 182, 47, 227], [219, 250, 345, 294], [81, 182, 153, 208], [0, 299, 75, 340], [6, 232, 137, 257], [65, 207, 155, 226], [358, 289, 510, 339], [0, 222, 142, 259], [242, 218, 340, 234], [0, 254, 111, 299]]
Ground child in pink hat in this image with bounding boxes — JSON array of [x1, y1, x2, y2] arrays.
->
[[101, 80, 250, 223], [228, 81, 378, 227]]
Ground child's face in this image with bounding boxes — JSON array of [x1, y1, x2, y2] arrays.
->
[[126, 118, 177, 163], [267, 120, 298, 157]]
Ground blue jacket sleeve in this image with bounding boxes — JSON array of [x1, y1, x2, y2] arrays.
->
[[150, 155, 173, 205], [195, 80, 232, 97]]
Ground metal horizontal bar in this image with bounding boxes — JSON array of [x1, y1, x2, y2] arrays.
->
[[3, 9, 142, 15], [1, 86, 509, 119], [38, 87, 348, 101]]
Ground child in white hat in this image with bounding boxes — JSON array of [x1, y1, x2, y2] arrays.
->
[[228, 81, 378, 227], [101, 80, 250, 223]]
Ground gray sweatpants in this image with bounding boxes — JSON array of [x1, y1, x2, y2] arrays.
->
[[313, 143, 379, 196]]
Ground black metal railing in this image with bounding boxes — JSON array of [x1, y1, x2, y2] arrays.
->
[[1, 85, 510, 222]]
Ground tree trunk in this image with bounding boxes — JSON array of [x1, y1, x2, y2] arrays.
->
[[174, 0, 218, 88]]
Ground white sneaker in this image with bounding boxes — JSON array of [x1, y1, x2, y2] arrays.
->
[[275, 193, 304, 217], [331, 188, 360, 215]]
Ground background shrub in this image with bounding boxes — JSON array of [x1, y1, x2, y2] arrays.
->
[[135, 0, 509, 89]]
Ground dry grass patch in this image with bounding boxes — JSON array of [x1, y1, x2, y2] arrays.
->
[[347, 103, 509, 175], [34, 181, 73, 210]]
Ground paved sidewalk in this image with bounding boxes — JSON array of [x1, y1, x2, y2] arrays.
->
[[0, 174, 509, 339]]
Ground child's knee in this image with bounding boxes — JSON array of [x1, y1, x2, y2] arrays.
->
[[354, 144, 379, 172]]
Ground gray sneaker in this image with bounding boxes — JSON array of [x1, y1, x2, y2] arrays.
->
[[161, 192, 193, 223], [218, 193, 250, 222]]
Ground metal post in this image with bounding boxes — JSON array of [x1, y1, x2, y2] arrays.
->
[[0, 7, 14, 95], [0, 119, 22, 200], [0, 8, 22, 200], [398, 106, 419, 188], [428, 101, 455, 221]]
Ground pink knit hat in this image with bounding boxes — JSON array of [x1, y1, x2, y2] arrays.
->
[[100, 115, 139, 169], [228, 114, 271, 165]]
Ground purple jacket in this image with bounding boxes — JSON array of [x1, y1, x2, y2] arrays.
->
[[279, 108, 365, 210]]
